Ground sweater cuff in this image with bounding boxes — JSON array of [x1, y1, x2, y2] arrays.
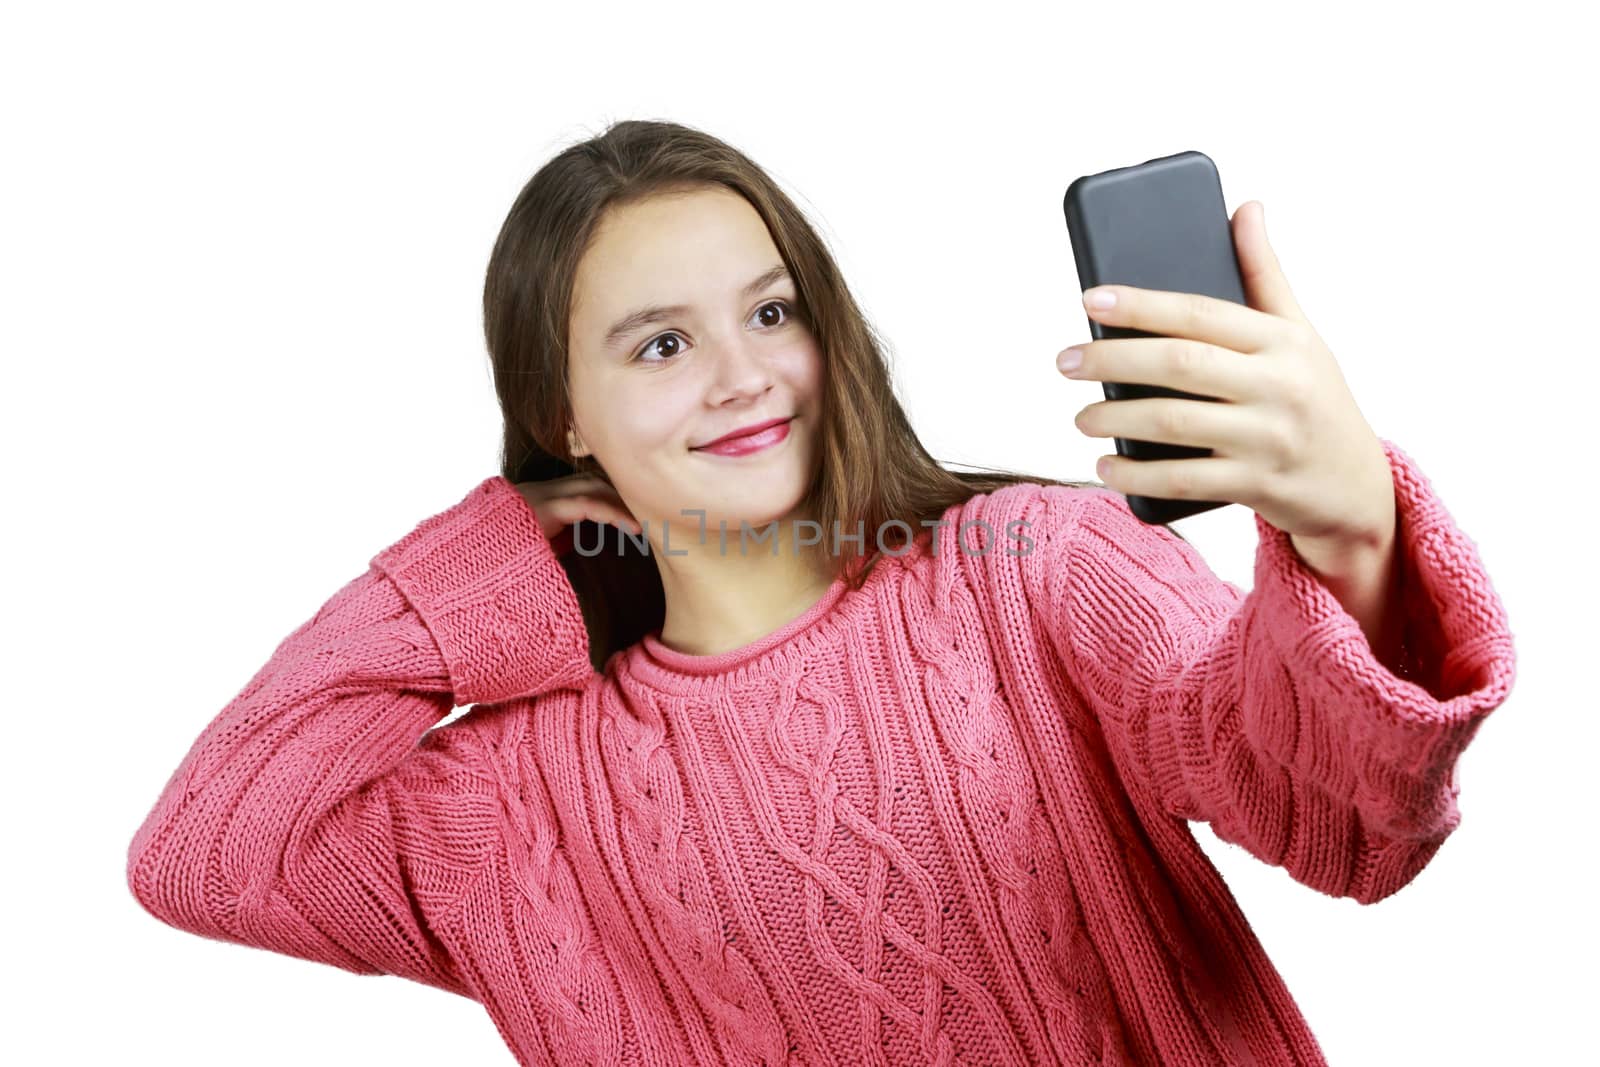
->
[[1248, 438, 1517, 801], [370, 476, 594, 705]]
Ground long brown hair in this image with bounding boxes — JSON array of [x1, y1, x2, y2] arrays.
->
[[483, 118, 1115, 672]]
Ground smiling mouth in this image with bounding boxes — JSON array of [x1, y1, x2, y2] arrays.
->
[[691, 416, 795, 451], [691, 417, 795, 455]]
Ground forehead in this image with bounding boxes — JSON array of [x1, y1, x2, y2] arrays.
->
[[574, 188, 782, 312]]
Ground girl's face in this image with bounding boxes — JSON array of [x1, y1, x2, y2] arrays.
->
[[566, 186, 824, 540]]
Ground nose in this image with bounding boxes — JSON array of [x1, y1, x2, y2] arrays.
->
[[705, 331, 776, 403]]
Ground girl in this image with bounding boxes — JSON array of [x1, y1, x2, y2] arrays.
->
[[126, 119, 1516, 1066]]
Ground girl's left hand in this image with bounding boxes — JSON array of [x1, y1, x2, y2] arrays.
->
[[1057, 200, 1395, 547]]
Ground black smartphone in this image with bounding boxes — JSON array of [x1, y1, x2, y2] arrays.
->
[[1063, 150, 1246, 526]]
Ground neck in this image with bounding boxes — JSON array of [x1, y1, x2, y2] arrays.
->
[[649, 513, 843, 658]]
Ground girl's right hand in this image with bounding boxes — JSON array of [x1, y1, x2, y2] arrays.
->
[[513, 473, 641, 555]]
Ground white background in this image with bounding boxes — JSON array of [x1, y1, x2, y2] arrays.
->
[[4, 1, 1591, 1063]]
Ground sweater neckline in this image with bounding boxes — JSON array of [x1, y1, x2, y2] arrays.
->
[[639, 574, 850, 674], [623, 544, 919, 690]]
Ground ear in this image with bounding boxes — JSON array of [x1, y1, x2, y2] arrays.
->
[[567, 426, 589, 459]]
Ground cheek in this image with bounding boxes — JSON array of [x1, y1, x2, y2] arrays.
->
[[777, 341, 825, 404], [600, 378, 700, 454]]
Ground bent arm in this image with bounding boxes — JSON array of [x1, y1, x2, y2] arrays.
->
[[1024, 440, 1518, 903], [125, 476, 593, 991]]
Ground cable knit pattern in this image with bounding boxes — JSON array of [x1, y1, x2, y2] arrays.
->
[[126, 438, 1516, 1066]]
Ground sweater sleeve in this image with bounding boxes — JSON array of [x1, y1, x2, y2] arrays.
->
[[1023, 438, 1517, 904], [125, 476, 593, 993]]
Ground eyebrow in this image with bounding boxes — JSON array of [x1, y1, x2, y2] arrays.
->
[[602, 264, 792, 350]]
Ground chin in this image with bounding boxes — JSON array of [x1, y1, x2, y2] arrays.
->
[[686, 470, 811, 531]]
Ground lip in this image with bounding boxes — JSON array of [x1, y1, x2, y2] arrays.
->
[[691, 417, 793, 457], [692, 416, 794, 450]]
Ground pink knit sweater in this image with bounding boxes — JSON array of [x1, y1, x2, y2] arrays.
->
[[126, 438, 1515, 1066]]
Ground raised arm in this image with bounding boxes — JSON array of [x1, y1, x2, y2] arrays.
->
[[1020, 439, 1517, 904], [125, 476, 593, 992]]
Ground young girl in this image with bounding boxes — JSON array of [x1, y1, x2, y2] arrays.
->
[[126, 119, 1517, 1066]]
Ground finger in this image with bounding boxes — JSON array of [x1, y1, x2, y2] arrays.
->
[[1095, 453, 1257, 509], [540, 496, 606, 529], [1082, 283, 1287, 355], [572, 495, 641, 534], [1233, 200, 1307, 325], [567, 473, 631, 507], [604, 507, 643, 534], [543, 499, 639, 541], [533, 497, 587, 538], [1074, 395, 1252, 454], [1058, 336, 1262, 404], [558, 473, 617, 492]]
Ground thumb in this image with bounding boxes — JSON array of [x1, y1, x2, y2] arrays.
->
[[1234, 200, 1307, 325]]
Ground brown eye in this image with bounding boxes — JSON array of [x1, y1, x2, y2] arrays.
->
[[631, 300, 798, 364], [636, 333, 683, 363]]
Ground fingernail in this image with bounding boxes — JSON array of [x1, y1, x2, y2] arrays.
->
[[1057, 346, 1084, 373], [1084, 287, 1117, 310]]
